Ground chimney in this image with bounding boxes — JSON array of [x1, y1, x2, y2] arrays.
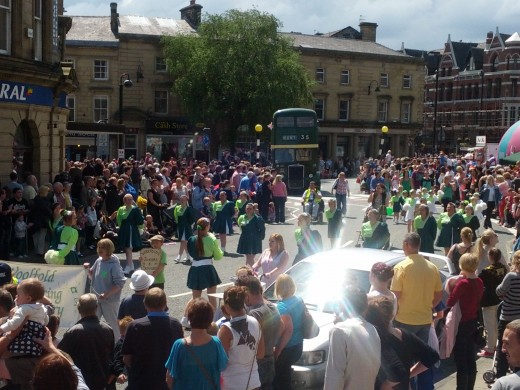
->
[[180, 0, 203, 30], [359, 22, 378, 42], [486, 31, 493, 50], [110, 2, 119, 35]]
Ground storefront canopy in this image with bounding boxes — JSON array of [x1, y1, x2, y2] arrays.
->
[[498, 120, 520, 160]]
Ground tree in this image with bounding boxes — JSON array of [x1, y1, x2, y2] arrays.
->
[[162, 9, 313, 153]]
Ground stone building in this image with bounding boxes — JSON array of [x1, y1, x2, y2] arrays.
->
[[287, 23, 425, 161], [419, 28, 520, 154], [0, 0, 77, 184], [65, 1, 199, 162]]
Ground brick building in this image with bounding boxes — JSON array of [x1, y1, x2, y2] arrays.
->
[[0, 0, 77, 184], [418, 28, 520, 154]]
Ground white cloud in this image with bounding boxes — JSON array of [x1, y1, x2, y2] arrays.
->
[[64, 0, 520, 50]]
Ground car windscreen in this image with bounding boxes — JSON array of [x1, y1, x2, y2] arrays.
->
[[264, 261, 371, 313]]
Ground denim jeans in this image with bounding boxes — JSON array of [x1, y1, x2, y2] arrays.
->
[[394, 321, 433, 390], [258, 355, 275, 390], [335, 193, 347, 216], [272, 197, 286, 223], [274, 342, 303, 390]]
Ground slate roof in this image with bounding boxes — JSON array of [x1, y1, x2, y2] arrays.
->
[[325, 26, 362, 40], [66, 17, 118, 47], [66, 15, 194, 47], [283, 33, 412, 59], [450, 41, 478, 70]]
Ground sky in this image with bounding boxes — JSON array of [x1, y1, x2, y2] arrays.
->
[[64, 0, 520, 51]]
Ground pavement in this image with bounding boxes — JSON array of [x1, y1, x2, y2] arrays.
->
[[12, 178, 516, 389]]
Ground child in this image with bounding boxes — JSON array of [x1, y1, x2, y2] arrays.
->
[[201, 197, 214, 225], [267, 202, 276, 224], [107, 316, 133, 389], [84, 238, 126, 339], [325, 199, 342, 248], [143, 214, 159, 238], [76, 205, 87, 257], [0, 278, 49, 357], [85, 197, 98, 250], [146, 235, 168, 290], [389, 190, 403, 224], [14, 214, 30, 258], [400, 190, 409, 222]]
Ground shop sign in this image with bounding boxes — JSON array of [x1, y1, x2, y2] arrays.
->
[[146, 118, 192, 134], [0, 80, 66, 107]]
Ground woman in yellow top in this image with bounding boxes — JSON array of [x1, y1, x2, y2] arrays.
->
[[116, 194, 144, 274]]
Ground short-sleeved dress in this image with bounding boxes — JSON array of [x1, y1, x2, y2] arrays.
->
[[236, 214, 265, 255], [436, 212, 465, 248], [165, 336, 228, 390], [174, 204, 196, 240], [187, 234, 223, 290], [212, 201, 235, 234], [117, 206, 144, 250]]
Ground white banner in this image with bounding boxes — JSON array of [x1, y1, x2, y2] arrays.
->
[[9, 262, 87, 327]]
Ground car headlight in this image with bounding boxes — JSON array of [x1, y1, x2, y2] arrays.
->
[[295, 350, 326, 365]]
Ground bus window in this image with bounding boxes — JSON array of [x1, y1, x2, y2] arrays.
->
[[296, 116, 315, 127], [274, 149, 295, 163], [276, 117, 295, 128]]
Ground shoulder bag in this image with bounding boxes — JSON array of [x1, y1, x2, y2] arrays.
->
[[301, 298, 319, 339], [183, 338, 218, 390]]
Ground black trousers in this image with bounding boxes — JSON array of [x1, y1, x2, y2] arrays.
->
[[484, 201, 496, 229]]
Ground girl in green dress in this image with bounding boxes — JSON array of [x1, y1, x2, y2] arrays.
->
[[52, 210, 79, 265], [237, 203, 265, 266], [174, 195, 196, 262], [435, 202, 465, 255], [212, 191, 235, 253], [116, 194, 144, 274], [413, 204, 437, 253]]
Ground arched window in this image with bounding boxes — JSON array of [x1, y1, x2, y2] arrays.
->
[[492, 55, 499, 72], [513, 55, 520, 71], [506, 56, 511, 70]]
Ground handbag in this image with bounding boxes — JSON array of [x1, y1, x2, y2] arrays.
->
[[301, 299, 319, 339]]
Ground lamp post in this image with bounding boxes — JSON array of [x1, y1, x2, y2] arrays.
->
[[380, 126, 389, 157], [119, 73, 133, 124], [255, 124, 263, 162]]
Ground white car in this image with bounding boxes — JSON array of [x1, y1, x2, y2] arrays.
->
[[264, 248, 453, 390]]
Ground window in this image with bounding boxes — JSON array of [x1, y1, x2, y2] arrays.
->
[[93, 96, 109, 122], [340, 70, 350, 85], [67, 95, 75, 122], [155, 57, 167, 72], [339, 100, 350, 121], [0, 0, 11, 54], [93, 60, 109, 80], [154, 90, 168, 114], [377, 101, 388, 122], [495, 79, 502, 98], [402, 75, 411, 89], [380, 73, 389, 87], [34, 0, 42, 60], [486, 80, 492, 98], [513, 79, 518, 98], [314, 98, 324, 120], [492, 56, 499, 72], [315, 68, 325, 83], [513, 56, 519, 71], [401, 102, 411, 123]]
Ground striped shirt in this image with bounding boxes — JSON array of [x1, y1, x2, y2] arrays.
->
[[496, 272, 520, 321]]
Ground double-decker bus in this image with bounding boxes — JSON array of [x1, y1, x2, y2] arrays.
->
[[271, 108, 320, 192]]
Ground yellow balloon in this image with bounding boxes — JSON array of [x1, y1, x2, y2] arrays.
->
[[255, 124, 263, 132], [381, 126, 389, 133]]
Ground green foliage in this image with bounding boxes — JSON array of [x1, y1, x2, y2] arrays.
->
[[162, 9, 313, 146]]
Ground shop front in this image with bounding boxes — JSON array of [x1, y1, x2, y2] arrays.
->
[[145, 117, 195, 161], [66, 122, 125, 162]]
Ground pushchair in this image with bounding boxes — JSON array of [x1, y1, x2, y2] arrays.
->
[[303, 200, 325, 224], [161, 205, 177, 239], [482, 303, 504, 387], [97, 213, 119, 247]]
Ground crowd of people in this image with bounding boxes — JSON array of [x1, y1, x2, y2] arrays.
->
[[2, 148, 520, 389]]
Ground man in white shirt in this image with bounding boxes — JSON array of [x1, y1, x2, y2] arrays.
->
[[324, 286, 381, 390], [492, 319, 520, 389]]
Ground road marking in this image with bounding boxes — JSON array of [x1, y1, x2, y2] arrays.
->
[[341, 240, 353, 248], [168, 282, 234, 299]]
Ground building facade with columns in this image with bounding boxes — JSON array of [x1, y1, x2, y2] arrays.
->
[[286, 23, 424, 163], [0, 0, 77, 184], [65, 1, 201, 162]]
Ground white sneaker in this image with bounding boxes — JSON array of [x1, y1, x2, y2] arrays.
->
[[174, 255, 181, 261], [123, 264, 134, 274], [183, 256, 191, 262], [180, 316, 190, 328]]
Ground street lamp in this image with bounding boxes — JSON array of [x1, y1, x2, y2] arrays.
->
[[119, 73, 133, 124], [255, 124, 263, 162], [379, 126, 389, 156]]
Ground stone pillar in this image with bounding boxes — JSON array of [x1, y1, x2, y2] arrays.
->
[[331, 133, 338, 160]]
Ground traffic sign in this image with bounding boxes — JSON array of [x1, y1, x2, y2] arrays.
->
[[202, 134, 210, 146], [476, 136, 486, 147]]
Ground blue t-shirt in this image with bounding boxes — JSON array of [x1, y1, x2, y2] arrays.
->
[[277, 295, 304, 348], [165, 336, 228, 390]]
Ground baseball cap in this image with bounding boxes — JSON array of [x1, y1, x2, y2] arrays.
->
[[0, 263, 12, 286]]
